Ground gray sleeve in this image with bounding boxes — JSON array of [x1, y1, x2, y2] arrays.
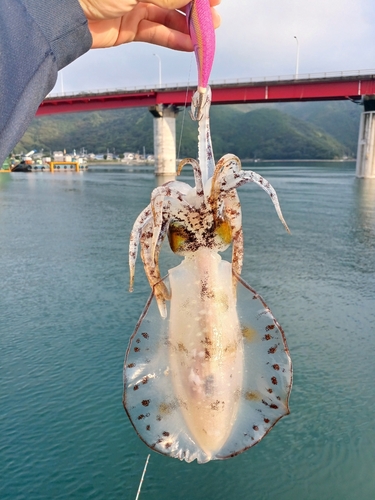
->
[[0, 0, 92, 165]]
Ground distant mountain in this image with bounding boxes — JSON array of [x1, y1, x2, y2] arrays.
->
[[209, 107, 346, 160], [14, 100, 361, 160], [17, 108, 154, 156], [268, 101, 362, 156]]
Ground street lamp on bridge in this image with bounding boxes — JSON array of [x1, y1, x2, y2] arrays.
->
[[294, 36, 300, 80], [153, 53, 162, 88], [59, 69, 64, 95]]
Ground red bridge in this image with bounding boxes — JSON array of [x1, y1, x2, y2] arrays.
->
[[37, 70, 375, 115], [36, 70, 375, 179]]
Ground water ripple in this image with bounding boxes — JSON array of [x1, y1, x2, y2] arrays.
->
[[1, 164, 375, 500]]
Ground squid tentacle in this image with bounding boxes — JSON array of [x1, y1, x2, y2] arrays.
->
[[209, 153, 242, 220], [212, 154, 242, 179], [222, 189, 244, 277], [177, 158, 205, 198], [129, 205, 152, 292], [218, 171, 290, 233], [150, 185, 194, 260], [139, 218, 170, 318]]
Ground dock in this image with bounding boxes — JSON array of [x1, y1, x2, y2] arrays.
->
[[1, 161, 88, 173]]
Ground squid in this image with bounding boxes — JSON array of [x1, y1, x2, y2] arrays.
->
[[123, 0, 292, 464]]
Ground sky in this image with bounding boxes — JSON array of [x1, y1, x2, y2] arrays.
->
[[54, 0, 375, 95]]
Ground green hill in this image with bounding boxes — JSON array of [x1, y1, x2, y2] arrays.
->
[[209, 107, 345, 160], [14, 101, 358, 160], [270, 101, 361, 156], [17, 108, 154, 156]]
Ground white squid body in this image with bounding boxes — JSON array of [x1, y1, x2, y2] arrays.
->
[[124, 251, 291, 464], [168, 249, 243, 457], [123, 88, 292, 463]]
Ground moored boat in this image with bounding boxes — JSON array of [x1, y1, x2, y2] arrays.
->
[[11, 160, 32, 172]]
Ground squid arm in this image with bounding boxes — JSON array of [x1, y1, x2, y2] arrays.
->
[[150, 182, 193, 260], [217, 169, 291, 234], [140, 218, 170, 318], [129, 205, 152, 292], [177, 158, 205, 198]]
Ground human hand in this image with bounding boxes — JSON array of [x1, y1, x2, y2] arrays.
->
[[78, 0, 221, 50]]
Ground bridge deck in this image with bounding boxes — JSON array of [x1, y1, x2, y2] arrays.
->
[[37, 72, 375, 115]]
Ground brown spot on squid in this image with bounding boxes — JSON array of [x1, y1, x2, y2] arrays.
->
[[242, 325, 258, 342], [245, 391, 261, 402]]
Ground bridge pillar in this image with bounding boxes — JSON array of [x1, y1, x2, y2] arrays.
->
[[356, 96, 375, 178], [149, 105, 179, 175]]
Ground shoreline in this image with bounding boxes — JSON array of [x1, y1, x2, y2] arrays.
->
[[87, 158, 355, 166]]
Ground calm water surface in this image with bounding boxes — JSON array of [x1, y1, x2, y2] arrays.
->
[[1, 162, 374, 500]]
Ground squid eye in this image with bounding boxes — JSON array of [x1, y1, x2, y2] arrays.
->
[[168, 222, 190, 254], [215, 219, 232, 245]]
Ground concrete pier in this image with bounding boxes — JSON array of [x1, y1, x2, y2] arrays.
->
[[149, 105, 179, 175], [356, 96, 375, 178]]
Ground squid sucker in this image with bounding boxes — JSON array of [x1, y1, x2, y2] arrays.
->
[[123, 0, 292, 464]]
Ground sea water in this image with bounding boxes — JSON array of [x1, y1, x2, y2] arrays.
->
[[1, 162, 374, 500]]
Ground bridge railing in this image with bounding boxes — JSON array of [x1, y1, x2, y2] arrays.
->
[[48, 69, 375, 99]]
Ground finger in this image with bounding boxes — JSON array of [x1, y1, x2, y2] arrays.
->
[[133, 19, 194, 51], [137, 4, 220, 44], [145, 6, 190, 35], [125, 2, 220, 49], [88, 19, 123, 48], [156, 0, 221, 7], [141, 0, 191, 9], [110, 3, 189, 46], [211, 7, 221, 28], [179, 1, 220, 14], [177, 4, 220, 29]]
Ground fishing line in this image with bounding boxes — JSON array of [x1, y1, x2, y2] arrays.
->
[[177, 53, 194, 162], [134, 454, 150, 500]]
